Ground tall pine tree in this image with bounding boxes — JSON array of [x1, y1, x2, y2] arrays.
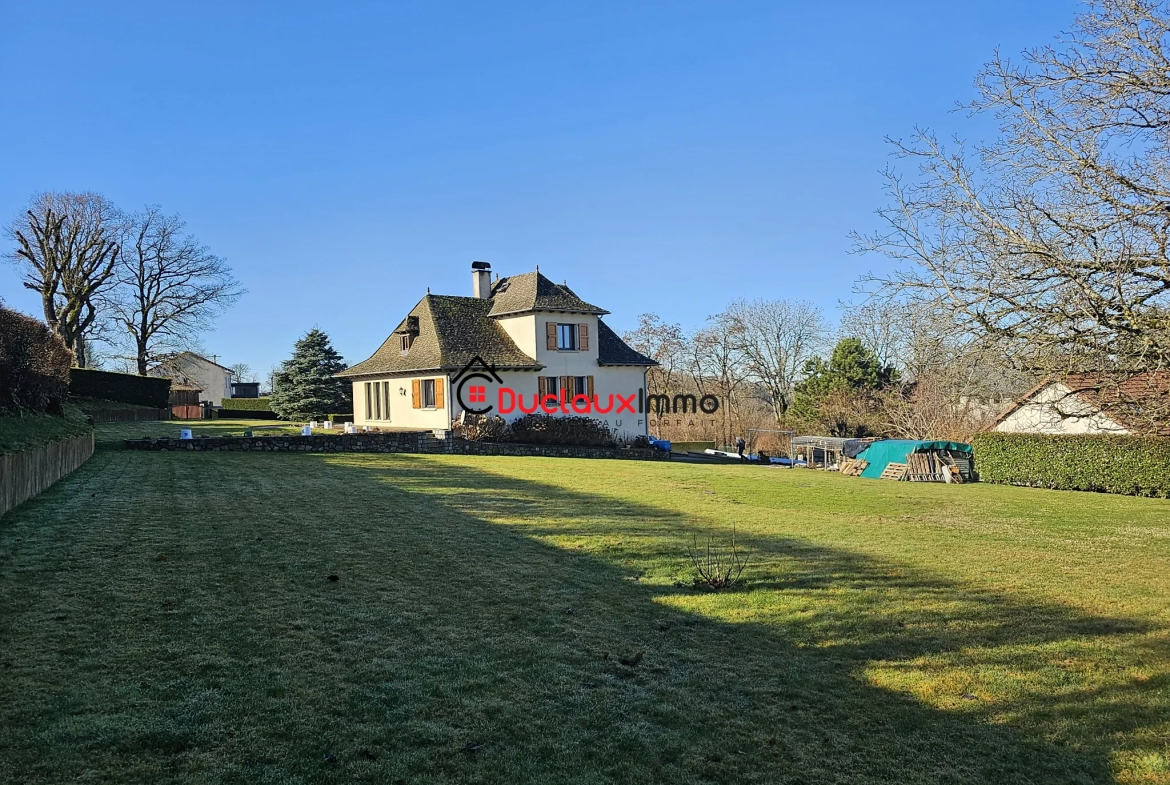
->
[[270, 329, 351, 420]]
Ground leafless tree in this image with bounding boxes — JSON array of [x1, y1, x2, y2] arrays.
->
[[622, 313, 687, 396], [229, 363, 254, 383], [721, 298, 828, 420], [108, 206, 242, 374], [7, 192, 122, 367], [853, 0, 1170, 429]]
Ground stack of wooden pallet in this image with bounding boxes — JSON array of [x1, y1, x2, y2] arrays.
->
[[839, 457, 868, 476], [906, 451, 966, 483], [879, 462, 907, 481]]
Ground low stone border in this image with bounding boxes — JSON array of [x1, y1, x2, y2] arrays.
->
[[124, 432, 669, 461]]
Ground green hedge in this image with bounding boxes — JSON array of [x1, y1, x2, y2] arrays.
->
[[1, 305, 73, 416], [69, 368, 170, 409], [971, 433, 1170, 498], [219, 397, 272, 411], [215, 409, 279, 420], [328, 413, 354, 424]]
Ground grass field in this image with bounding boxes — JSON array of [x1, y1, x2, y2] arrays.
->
[[1, 423, 1168, 784]]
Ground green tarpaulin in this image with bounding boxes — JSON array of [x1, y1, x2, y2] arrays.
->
[[856, 439, 973, 479]]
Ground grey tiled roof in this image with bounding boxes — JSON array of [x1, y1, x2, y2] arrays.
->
[[339, 295, 543, 377], [596, 320, 657, 366], [488, 272, 609, 316]]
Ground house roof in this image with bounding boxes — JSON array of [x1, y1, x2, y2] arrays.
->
[[596, 320, 657, 366], [338, 295, 544, 377], [174, 351, 232, 372], [488, 271, 609, 317], [986, 371, 1170, 435]]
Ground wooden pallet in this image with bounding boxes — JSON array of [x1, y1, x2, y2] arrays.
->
[[839, 457, 868, 477], [879, 462, 907, 481]]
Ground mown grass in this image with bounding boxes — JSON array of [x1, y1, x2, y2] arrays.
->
[[1, 430, 1167, 784], [0, 406, 91, 454]]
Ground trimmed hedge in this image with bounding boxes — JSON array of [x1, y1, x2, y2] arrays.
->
[[215, 409, 279, 420], [69, 368, 170, 409], [220, 397, 273, 412], [0, 306, 73, 416], [328, 413, 354, 424], [971, 432, 1170, 498], [509, 414, 615, 446]]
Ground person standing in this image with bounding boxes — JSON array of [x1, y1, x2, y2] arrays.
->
[[735, 435, 747, 462]]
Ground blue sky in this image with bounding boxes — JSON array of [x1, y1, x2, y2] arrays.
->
[[0, 1, 1078, 375]]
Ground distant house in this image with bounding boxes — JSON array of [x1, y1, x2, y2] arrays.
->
[[988, 372, 1170, 436], [337, 262, 657, 439], [152, 352, 234, 406], [231, 381, 261, 399]]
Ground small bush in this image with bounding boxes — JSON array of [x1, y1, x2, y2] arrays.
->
[[687, 526, 749, 590], [220, 397, 273, 412], [70, 368, 171, 409], [452, 413, 509, 442], [328, 413, 354, 424], [508, 414, 615, 446], [971, 432, 1170, 498], [0, 306, 73, 416]]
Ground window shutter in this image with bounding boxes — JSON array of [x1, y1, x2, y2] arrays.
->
[[546, 321, 557, 350], [560, 376, 571, 400], [434, 378, 445, 409], [578, 323, 589, 350], [412, 379, 421, 409], [587, 376, 594, 398], [538, 377, 548, 397]]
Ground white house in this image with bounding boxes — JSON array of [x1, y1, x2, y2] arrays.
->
[[153, 352, 234, 406], [988, 373, 1169, 436], [338, 262, 657, 440]]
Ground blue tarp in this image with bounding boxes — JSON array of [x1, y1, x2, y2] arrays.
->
[[856, 439, 973, 479]]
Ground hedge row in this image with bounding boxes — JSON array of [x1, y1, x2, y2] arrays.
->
[[0, 306, 73, 416], [971, 432, 1170, 498], [220, 397, 273, 411], [69, 368, 171, 409], [215, 409, 279, 420]]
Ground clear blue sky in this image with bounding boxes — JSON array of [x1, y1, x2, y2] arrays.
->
[[0, 1, 1078, 375]]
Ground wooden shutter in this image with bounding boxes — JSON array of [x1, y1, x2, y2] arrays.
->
[[587, 376, 594, 398], [538, 377, 548, 397], [412, 379, 421, 409], [546, 321, 558, 350], [560, 376, 571, 400], [434, 378, 445, 409], [578, 323, 589, 350]]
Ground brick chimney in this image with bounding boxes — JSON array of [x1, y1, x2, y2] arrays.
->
[[472, 261, 491, 299]]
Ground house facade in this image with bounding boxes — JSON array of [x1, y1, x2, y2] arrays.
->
[[988, 373, 1170, 436], [152, 352, 234, 406], [338, 262, 657, 440]]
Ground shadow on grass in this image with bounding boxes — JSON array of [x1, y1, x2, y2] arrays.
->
[[1, 450, 1164, 784]]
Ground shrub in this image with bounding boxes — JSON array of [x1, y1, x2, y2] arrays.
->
[[0, 306, 73, 416], [69, 368, 170, 409], [508, 414, 615, 446], [220, 397, 273, 411], [328, 413, 354, 424], [452, 413, 508, 441], [971, 432, 1170, 498]]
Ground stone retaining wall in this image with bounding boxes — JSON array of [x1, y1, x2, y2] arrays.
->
[[124, 432, 669, 461]]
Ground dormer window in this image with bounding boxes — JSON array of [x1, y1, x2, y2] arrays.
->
[[400, 334, 414, 354]]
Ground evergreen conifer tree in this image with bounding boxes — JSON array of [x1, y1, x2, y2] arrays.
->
[[269, 329, 350, 420]]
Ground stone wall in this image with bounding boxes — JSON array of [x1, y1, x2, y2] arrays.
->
[[124, 432, 669, 461]]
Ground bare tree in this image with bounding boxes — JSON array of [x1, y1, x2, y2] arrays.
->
[[721, 299, 828, 420], [7, 192, 122, 367], [853, 0, 1170, 429], [622, 313, 687, 396], [108, 206, 242, 374], [229, 363, 254, 383]]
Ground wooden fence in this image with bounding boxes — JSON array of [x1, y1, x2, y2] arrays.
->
[[0, 432, 95, 518]]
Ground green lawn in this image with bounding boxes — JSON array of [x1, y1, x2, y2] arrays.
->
[[1, 427, 1168, 784]]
